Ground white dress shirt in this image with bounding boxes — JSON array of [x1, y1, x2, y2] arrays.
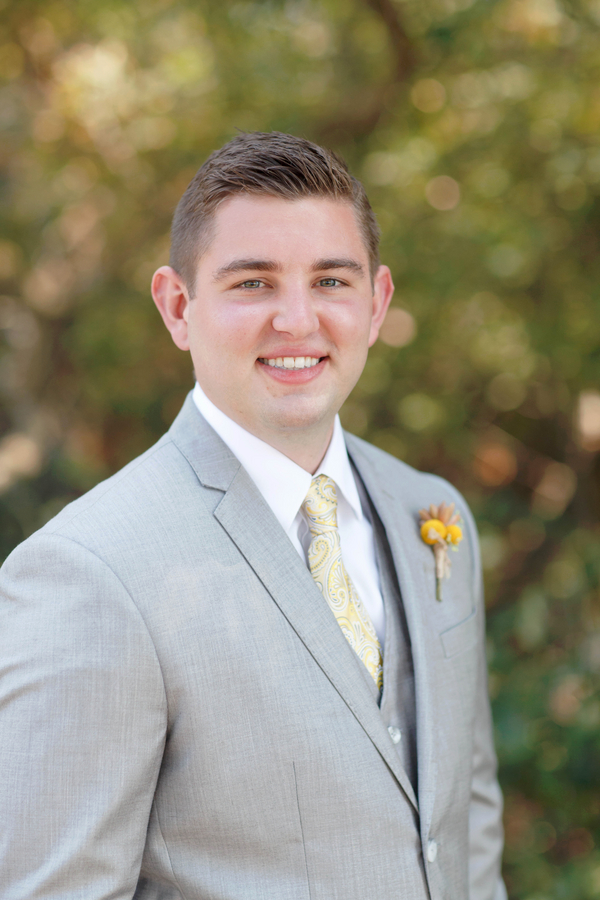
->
[[192, 383, 385, 644]]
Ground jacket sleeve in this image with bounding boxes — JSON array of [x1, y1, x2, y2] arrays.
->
[[0, 532, 167, 900], [461, 503, 508, 900]]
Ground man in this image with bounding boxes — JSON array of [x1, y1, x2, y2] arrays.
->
[[0, 132, 506, 899]]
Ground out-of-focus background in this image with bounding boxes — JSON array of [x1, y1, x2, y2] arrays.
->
[[1, 0, 599, 895]]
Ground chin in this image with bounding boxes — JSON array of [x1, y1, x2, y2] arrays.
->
[[262, 397, 336, 433]]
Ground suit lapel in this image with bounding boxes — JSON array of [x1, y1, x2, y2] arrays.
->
[[345, 434, 439, 837], [169, 396, 418, 811]]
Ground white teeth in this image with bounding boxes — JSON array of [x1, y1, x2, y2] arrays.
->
[[260, 356, 322, 369]]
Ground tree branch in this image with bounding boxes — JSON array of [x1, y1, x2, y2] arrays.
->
[[316, 0, 418, 142], [363, 0, 418, 83]]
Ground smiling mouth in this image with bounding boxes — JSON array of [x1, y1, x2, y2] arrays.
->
[[258, 356, 325, 369]]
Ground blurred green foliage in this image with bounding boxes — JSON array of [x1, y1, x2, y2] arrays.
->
[[1, 0, 600, 895]]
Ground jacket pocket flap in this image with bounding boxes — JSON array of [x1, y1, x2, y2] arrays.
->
[[440, 609, 478, 659]]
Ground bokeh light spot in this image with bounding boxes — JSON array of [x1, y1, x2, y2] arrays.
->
[[410, 78, 446, 113], [398, 393, 443, 431], [549, 674, 585, 724], [486, 244, 526, 278], [473, 441, 518, 486], [576, 390, 600, 451], [0, 433, 43, 493], [378, 308, 416, 347], [487, 372, 527, 411], [425, 175, 460, 210], [532, 462, 576, 518]]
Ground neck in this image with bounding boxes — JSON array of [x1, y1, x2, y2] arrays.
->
[[252, 423, 334, 474], [194, 382, 336, 473]]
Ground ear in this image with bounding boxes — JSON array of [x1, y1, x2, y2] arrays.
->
[[151, 265, 192, 351], [368, 265, 394, 347]]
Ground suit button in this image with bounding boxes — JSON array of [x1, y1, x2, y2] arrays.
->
[[426, 840, 438, 862], [387, 725, 402, 744]]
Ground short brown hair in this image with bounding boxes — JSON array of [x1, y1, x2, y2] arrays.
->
[[170, 131, 380, 294]]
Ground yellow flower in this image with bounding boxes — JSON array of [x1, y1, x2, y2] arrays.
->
[[420, 519, 447, 545], [446, 524, 463, 546], [418, 501, 463, 601]]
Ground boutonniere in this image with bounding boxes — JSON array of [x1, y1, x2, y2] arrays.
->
[[419, 502, 463, 601]]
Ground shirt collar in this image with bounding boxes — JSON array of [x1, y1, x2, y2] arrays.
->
[[315, 416, 363, 521], [192, 383, 363, 535]]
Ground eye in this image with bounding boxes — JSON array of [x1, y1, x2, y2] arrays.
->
[[317, 277, 343, 288], [238, 279, 264, 289]]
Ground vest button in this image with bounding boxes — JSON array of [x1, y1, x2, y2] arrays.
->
[[387, 725, 402, 744], [426, 839, 438, 862]]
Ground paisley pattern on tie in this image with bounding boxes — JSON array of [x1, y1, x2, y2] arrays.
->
[[302, 475, 383, 691]]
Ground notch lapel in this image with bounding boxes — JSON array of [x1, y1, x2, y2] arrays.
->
[[169, 396, 418, 811]]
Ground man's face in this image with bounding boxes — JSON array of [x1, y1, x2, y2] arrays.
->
[[162, 194, 392, 445]]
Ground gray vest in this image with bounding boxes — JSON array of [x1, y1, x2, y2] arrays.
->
[[351, 479, 418, 794], [375, 502, 418, 793]]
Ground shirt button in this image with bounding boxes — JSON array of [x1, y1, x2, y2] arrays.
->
[[387, 725, 402, 744], [426, 840, 438, 863]]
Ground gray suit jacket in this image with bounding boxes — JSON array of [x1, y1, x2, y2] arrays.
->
[[0, 394, 506, 900]]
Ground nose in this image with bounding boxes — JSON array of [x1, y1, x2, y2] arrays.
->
[[271, 284, 320, 337]]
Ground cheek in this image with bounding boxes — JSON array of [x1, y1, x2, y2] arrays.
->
[[328, 307, 373, 353], [215, 305, 268, 343], [192, 308, 262, 358]]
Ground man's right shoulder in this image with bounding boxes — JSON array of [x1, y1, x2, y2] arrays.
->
[[5, 430, 211, 564]]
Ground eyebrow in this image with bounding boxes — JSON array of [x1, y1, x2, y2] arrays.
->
[[212, 256, 366, 282], [212, 259, 281, 281], [312, 258, 365, 276]]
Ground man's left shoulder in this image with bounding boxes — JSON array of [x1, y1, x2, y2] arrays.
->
[[344, 431, 471, 516], [344, 431, 481, 592]]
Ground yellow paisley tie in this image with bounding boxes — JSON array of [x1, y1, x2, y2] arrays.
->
[[302, 475, 383, 691]]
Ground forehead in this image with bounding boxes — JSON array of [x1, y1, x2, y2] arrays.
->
[[201, 194, 368, 267]]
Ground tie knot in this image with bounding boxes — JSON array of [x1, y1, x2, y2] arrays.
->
[[302, 475, 339, 532]]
